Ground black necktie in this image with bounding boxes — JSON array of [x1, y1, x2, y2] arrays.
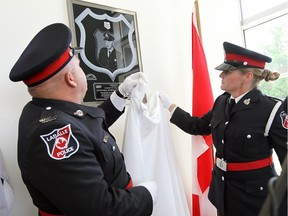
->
[[229, 98, 235, 114]]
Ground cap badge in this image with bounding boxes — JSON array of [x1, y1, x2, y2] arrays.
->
[[69, 49, 73, 57], [243, 61, 248, 65], [244, 98, 251, 105]]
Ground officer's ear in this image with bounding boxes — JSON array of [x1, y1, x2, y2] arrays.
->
[[244, 71, 254, 82], [64, 71, 77, 87]]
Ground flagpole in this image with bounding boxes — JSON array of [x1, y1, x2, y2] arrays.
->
[[193, 0, 215, 164], [194, 0, 202, 43]]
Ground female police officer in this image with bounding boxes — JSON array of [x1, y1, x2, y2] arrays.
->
[[9, 23, 157, 216], [159, 42, 287, 216]]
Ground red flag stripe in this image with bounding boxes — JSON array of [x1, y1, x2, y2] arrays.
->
[[192, 194, 201, 216], [192, 8, 215, 215], [192, 12, 214, 194]]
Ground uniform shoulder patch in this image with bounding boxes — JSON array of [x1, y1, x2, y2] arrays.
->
[[280, 111, 288, 129], [40, 124, 79, 160]]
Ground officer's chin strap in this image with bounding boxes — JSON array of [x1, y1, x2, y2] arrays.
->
[[258, 155, 287, 216]]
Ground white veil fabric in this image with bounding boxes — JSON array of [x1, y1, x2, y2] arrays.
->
[[122, 80, 190, 216], [0, 149, 14, 216]]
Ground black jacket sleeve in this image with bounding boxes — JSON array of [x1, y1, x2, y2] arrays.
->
[[170, 107, 212, 135]]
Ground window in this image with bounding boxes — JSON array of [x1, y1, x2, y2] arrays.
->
[[240, 0, 288, 100], [239, 0, 288, 174]]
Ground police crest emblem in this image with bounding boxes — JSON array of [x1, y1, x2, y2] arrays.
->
[[40, 124, 79, 160], [74, 8, 138, 81], [280, 111, 288, 129], [67, 1, 142, 102]]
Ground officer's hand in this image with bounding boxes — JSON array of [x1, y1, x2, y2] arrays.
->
[[137, 181, 158, 205], [158, 91, 174, 109], [118, 72, 148, 98]]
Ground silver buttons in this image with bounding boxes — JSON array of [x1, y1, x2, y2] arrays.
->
[[46, 106, 51, 110], [247, 134, 252, 139]]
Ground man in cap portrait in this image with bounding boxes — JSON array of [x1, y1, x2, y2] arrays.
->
[[98, 32, 124, 72]]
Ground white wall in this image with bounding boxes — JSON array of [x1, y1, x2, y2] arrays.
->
[[0, 0, 242, 215], [199, 0, 243, 97]]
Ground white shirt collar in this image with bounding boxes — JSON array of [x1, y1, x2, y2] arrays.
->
[[231, 90, 251, 104]]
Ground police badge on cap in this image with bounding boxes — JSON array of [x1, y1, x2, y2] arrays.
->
[[215, 42, 272, 71], [9, 23, 83, 87]]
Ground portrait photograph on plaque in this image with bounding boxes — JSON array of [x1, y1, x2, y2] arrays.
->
[[67, 0, 143, 103]]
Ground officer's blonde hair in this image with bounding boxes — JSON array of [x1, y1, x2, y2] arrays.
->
[[239, 68, 280, 87]]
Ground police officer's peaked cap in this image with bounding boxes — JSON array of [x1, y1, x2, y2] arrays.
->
[[215, 41, 272, 71], [10, 23, 82, 87], [103, 32, 115, 41]]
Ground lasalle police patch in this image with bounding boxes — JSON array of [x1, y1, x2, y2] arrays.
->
[[280, 111, 288, 129], [40, 124, 79, 160]]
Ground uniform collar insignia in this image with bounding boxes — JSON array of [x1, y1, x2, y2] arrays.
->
[[74, 110, 84, 117], [244, 98, 251, 105]]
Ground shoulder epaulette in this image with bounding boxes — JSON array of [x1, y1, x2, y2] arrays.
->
[[39, 107, 57, 123], [264, 94, 282, 102]]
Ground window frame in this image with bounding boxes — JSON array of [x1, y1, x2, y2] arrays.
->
[[239, 1, 288, 46]]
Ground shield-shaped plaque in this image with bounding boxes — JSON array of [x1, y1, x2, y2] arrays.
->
[[67, 0, 142, 103]]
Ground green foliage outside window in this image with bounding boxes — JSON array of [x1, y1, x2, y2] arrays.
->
[[257, 24, 288, 100], [259, 76, 288, 100]]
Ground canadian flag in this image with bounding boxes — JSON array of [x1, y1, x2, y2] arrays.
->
[[191, 2, 217, 216]]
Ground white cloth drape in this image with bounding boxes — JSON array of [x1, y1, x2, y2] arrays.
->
[[122, 80, 190, 216], [0, 149, 14, 216]]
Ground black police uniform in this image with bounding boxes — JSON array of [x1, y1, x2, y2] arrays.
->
[[171, 89, 287, 216], [98, 47, 122, 71], [9, 23, 153, 216], [170, 42, 287, 216], [18, 97, 152, 216]]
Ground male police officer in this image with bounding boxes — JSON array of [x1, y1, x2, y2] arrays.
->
[[9, 23, 157, 216]]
